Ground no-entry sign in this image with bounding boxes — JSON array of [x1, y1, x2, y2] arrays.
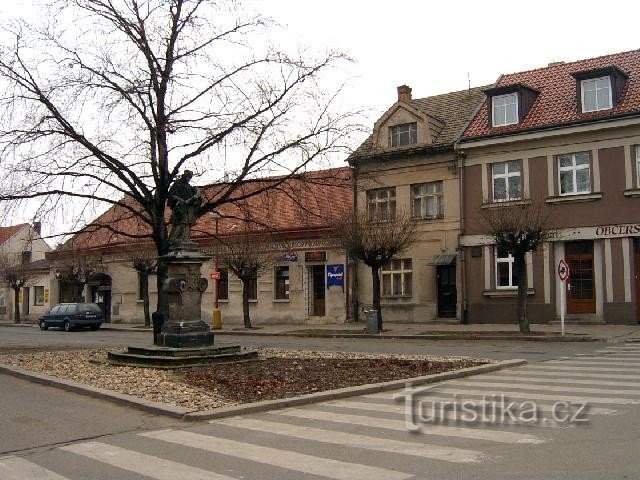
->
[[558, 259, 570, 281]]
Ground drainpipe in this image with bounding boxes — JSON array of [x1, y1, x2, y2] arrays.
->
[[457, 148, 469, 324], [351, 163, 359, 323]]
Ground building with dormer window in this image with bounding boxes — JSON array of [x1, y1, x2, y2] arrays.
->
[[348, 84, 486, 322], [459, 49, 640, 325]]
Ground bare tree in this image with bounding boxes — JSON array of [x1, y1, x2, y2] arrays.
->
[[337, 211, 417, 332], [0, 251, 35, 322], [125, 247, 157, 327], [0, 0, 359, 333], [481, 203, 554, 334], [209, 230, 275, 328]]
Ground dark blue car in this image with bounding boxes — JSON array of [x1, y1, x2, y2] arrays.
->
[[39, 303, 104, 332]]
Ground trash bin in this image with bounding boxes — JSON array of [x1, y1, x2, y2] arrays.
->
[[365, 308, 380, 334]]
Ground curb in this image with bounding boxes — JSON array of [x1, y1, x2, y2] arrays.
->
[[0, 358, 526, 421]]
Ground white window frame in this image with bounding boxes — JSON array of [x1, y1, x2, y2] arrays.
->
[[491, 93, 518, 127], [381, 259, 412, 297], [558, 152, 591, 196], [274, 266, 290, 301], [366, 187, 396, 222], [581, 76, 612, 112], [411, 181, 444, 219], [495, 251, 517, 289], [491, 160, 522, 202], [389, 122, 417, 147], [33, 286, 45, 306]]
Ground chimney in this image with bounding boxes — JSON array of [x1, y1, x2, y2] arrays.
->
[[33, 222, 42, 236], [397, 84, 412, 103], [548, 61, 565, 67]]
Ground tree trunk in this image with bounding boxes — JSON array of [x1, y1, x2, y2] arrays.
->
[[371, 266, 382, 332], [141, 272, 151, 328], [514, 250, 530, 335], [242, 278, 252, 328], [13, 287, 20, 323]]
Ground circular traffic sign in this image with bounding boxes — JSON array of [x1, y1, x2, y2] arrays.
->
[[558, 259, 570, 281]]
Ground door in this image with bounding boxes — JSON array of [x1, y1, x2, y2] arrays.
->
[[22, 287, 30, 318], [437, 265, 457, 318], [311, 265, 326, 316], [566, 241, 596, 314], [635, 239, 640, 323]]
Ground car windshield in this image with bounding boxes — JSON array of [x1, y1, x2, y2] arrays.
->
[[79, 303, 102, 313]]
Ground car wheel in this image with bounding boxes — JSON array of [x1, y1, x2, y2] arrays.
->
[[90, 325, 99, 331], [63, 320, 71, 332], [39, 320, 48, 331]]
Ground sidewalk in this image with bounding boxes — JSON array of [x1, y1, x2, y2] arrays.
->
[[4, 320, 639, 342]]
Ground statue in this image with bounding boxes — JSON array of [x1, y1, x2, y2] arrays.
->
[[168, 170, 202, 248]]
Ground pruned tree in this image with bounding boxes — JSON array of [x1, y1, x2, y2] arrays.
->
[[210, 230, 275, 328], [125, 247, 157, 327], [0, 251, 35, 322], [481, 202, 554, 334], [337, 211, 417, 332], [0, 0, 359, 337]]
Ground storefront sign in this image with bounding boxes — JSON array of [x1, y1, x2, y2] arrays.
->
[[282, 252, 298, 262], [595, 223, 640, 237], [305, 251, 326, 262], [327, 264, 344, 289]]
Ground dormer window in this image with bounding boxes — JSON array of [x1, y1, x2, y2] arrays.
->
[[581, 76, 612, 112], [492, 93, 518, 127], [389, 122, 417, 147]]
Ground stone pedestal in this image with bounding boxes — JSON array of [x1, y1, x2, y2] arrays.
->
[[157, 244, 214, 348]]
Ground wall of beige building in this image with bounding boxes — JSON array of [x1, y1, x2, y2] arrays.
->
[[354, 151, 461, 322]]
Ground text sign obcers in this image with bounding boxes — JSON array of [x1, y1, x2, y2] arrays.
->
[[557, 259, 570, 282]]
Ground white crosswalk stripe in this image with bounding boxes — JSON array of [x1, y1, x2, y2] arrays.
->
[[61, 442, 236, 480], [140, 429, 413, 480], [463, 374, 640, 388], [213, 417, 487, 463], [445, 380, 640, 396], [0, 456, 70, 480], [274, 407, 546, 444]]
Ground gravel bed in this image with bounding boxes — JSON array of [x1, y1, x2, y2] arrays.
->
[[0, 348, 489, 411]]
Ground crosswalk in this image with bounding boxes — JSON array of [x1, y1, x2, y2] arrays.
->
[[3, 343, 640, 479]]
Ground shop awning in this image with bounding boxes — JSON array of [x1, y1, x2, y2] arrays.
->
[[429, 254, 457, 266]]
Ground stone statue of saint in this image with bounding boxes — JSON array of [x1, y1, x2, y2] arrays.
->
[[168, 170, 202, 247]]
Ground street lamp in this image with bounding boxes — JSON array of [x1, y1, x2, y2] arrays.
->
[[211, 211, 222, 329]]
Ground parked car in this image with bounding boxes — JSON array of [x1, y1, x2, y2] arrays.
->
[[39, 303, 104, 332]]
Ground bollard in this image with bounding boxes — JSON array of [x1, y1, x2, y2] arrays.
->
[[212, 308, 222, 329]]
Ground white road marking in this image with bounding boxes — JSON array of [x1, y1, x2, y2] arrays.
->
[[470, 374, 640, 388], [524, 365, 640, 374], [483, 369, 640, 381], [0, 456, 70, 480], [214, 417, 486, 463], [274, 408, 545, 444], [545, 360, 640, 367], [431, 387, 639, 405], [140, 429, 413, 480], [60, 442, 235, 480], [446, 380, 640, 396]]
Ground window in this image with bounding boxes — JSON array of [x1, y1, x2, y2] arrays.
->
[[366, 187, 396, 221], [495, 247, 519, 289], [492, 93, 518, 127], [34, 286, 45, 306], [274, 266, 290, 300], [412, 181, 444, 219], [389, 122, 417, 147], [217, 268, 229, 301], [492, 160, 522, 201], [246, 269, 257, 301], [381, 259, 412, 297], [581, 76, 612, 112], [559, 152, 591, 195]]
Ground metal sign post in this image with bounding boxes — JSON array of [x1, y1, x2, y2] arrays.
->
[[557, 259, 570, 336]]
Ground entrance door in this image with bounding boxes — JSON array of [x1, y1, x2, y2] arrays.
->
[[22, 287, 30, 318], [311, 265, 326, 316], [437, 265, 457, 318], [566, 241, 596, 314], [635, 239, 640, 323]]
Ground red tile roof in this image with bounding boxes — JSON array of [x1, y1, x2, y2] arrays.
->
[[0, 224, 26, 246], [462, 49, 640, 140], [57, 167, 353, 252]]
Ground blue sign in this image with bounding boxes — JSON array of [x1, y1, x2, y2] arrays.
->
[[327, 264, 344, 289], [282, 252, 298, 262]]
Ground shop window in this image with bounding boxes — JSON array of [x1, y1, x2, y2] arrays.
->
[[559, 152, 591, 195], [274, 266, 290, 300], [492, 160, 522, 201], [366, 187, 396, 222], [34, 286, 45, 306], [412, 181, 444, 219], [495, 247, 519, 289], [381, 259, 412, 297]]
